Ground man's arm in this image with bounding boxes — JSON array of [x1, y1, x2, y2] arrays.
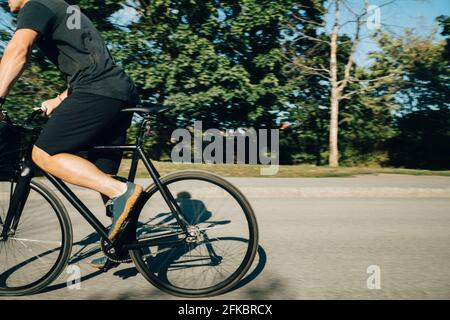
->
[[0, 29, 39, 112], [58, 89, 69, 101], [36, 88, 69, 116]]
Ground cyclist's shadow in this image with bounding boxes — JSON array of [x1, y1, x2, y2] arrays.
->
[[39, 191, 266, 295], [114, 192, 267, 295]]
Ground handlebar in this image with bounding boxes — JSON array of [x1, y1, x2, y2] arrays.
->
[[25, 108, 45, 126]]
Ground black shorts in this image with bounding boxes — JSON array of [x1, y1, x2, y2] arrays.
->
[[35, 91, 133, 175]]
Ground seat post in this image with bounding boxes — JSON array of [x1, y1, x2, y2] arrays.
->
[[136, 116, 151, 147]]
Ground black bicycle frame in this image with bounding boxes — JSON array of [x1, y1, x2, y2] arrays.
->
[[1, 163, 33, 240], [1, 115, 190, 249]]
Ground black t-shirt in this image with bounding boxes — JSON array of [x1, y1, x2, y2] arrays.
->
[[16, 0, 140, 104]]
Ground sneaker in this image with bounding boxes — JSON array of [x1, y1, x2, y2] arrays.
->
[[90, 256, 120, 270], [107, 182, 143, 241]]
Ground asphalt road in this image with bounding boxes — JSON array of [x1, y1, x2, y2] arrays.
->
[[2, 174, 450, 300]]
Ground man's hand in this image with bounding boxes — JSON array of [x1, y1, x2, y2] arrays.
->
[[34, 97, 63, 116]]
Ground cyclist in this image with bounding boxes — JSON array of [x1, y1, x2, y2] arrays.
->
[[0, 0, 143, 269]]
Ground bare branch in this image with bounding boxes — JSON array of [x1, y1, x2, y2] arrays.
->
[[319, 63, 329, 72], [282, 47, 330, 79], [293, 69, 330, 81], [341, 85, 375, 100], [293, 61, 330, 74], [348, 74, 396, 84], [340, 90, 361, 100], [341, 0, 361, 17], [377, 0, 399, 10], [292, 32, 330, 45], [337, 0, 369, 92], [340, 74, 398, 100], [287, 22, 330, 45], [290, 12, 326, 28]]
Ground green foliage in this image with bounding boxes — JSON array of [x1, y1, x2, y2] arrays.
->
[[388, 109, 450, 169], [0, 2, 449, 168], [437, 15, 450, 60], [371, 30, 449, 113], [108, 0, 292, 129], [102, 0, 299, 159], [370, 25, 450, 169]]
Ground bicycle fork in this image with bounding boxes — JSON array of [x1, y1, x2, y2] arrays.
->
[[0, 163, 34, 241]]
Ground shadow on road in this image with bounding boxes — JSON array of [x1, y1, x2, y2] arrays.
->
[[226, 244, 267, 292], [113, 192, 265, 288], [36, 232, 107, 294], [10, 191, 266, 297], [39, 269, 104, 294], [112, 243, 267, 294], [69, 231, 103, 264]]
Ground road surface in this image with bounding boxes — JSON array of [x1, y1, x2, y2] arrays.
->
[[2, 174, 450, 300]]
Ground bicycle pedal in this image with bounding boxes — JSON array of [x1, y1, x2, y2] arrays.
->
[[101, 259, 120, 271]]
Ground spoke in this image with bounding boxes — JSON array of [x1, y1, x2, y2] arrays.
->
[[14, 238, 59, 265], [138, 230, 185, 242], [10, 237, 62, 246], [140, 247, 172, 259], [196, 224, 229, 232]]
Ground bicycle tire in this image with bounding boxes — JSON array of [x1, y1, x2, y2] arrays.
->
[[130, 170, 259, 297], [0, 179, 73, 296]]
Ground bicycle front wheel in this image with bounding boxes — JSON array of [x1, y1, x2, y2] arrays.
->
[[0, 179, 73, 296], [130, 170, 259, 297]]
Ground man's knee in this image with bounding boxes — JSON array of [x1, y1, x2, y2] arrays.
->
[[32, 146, 52, 168]]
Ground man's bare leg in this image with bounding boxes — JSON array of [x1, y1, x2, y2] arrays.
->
[[32, 146, 127, 199]]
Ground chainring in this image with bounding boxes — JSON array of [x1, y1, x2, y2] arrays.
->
[[100, 238, 132, 263]]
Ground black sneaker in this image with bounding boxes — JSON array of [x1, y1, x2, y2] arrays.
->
[[107, 182, 143, 241]]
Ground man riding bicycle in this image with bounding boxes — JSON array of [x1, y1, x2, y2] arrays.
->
[[0, 0, 144, 269]]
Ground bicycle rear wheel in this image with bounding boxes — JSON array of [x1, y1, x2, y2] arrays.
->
[[0, 179, 72, 296], [130, 170, 259, 297]]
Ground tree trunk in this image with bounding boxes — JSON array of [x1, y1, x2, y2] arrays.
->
[[328, 0, 340, 167], [329, 87, 340, 167]]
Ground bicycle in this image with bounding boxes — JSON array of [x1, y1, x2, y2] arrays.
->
[[0, 106, 259, 297]]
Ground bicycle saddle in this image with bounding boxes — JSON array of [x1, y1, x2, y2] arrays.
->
[[121, 104, 169, 115]]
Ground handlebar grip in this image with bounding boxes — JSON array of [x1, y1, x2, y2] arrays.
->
[[25, 109, 44, 125]]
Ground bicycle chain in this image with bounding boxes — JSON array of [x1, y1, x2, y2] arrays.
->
[[100, 239, 133, 264]]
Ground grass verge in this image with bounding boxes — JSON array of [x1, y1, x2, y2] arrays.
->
[[118, 160, 450, 178]]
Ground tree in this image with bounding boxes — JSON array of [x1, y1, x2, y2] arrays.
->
[[371, 19, 450, 169], [2, 1, 301, 160], [437, 15, 450, 60], [102, 0, 314, 159], [388, 109, 450, 169], [371, 29, 449, 114], [285, 0, 399, 167]]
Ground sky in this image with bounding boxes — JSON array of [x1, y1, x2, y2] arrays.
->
[[328, 0, 450, 66], [1, 0, 449, 65]]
